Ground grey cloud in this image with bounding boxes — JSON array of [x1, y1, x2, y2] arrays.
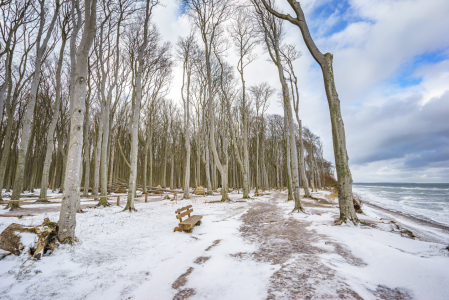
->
[[347, 91, 449, 169]]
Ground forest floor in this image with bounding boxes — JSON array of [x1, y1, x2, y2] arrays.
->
[[0, 189, 449, 300]]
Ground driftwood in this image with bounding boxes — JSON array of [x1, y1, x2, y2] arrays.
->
[[353, 195, 364, 214], [0, 218, 58, 259]]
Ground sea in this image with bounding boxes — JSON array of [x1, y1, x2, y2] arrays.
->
[[353, 183, 449, 227]]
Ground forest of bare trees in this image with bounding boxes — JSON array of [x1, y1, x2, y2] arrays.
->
[[0, 0, 356, 242]]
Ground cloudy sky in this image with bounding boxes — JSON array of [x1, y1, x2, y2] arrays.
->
[[151, 0, 449, 183]]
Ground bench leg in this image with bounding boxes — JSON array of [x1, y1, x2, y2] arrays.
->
[[174, 227, 182, 232], [196, 221, 202, 226]]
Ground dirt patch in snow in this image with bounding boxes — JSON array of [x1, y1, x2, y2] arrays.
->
[[173, 288, 196, 300], [239, 192, 366, 299], [172, 267, 196, 300], [205, 239, 221, 251], [193, 256, 210, 264], [372, 284, 413, 300], [172, 267, 194, 289]]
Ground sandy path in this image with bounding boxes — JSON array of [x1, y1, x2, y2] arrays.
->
[[238, 192, 413, 300]]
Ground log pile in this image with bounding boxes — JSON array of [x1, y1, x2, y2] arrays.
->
[[195, 186, 205, 195]]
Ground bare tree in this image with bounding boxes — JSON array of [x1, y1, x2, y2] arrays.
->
[[280, 43, 311, 197], [252, 0, 304, 212], [39, 5, 71, 201], [58, 0, 97, 242], [249, 82, 273, 194], [8, 0, 61, 210], [177, 32, 197, 199], [259, 0, 358, 223], [228, 6, 258, 199], [125, 0, 160, 211], [186, 0, 234, 201]]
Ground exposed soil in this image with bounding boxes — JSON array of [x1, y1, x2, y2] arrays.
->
[[193, 256, 210, 264], [172, 267, 194, 290], [205, 239, 221, 251], [171, 238, 224, 300], [238, 191, 413, 299]]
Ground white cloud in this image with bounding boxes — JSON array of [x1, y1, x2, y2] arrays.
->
[[154, 0, 449, 182]]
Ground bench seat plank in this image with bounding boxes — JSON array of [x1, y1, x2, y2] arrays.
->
[[179, 215, 203, 230]]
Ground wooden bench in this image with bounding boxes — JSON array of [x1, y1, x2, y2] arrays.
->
[[174, 205, 203, 233]]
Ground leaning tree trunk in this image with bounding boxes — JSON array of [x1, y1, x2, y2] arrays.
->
[[324, 65, 356, 209], [260, 0, 357, 222]]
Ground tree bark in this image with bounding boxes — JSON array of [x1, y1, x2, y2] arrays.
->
[[40, 30, 67, 201], [125, 0, 156, 211], [58, 0, 97, 242], [9, 0, 60, 210], [259, 0, 357, 223]]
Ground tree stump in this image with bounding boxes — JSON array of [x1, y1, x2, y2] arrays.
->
[[0, 218, 59, 259]]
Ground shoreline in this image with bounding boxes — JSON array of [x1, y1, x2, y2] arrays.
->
[[363, 201, 449, 233]]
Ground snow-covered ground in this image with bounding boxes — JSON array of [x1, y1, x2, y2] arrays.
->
[[1, 190, 449, 299]]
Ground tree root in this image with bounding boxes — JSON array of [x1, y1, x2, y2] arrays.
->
[[291, 206, 305, 213], [5, 200, 21, 211], [304, 196, 321, 201], [96, 199, 111, 207], [334, 217, 360, 226], [35, 200, 51, 203], [123, 206, 137, 212]]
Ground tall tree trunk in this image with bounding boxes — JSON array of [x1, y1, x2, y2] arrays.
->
[[40, 33, 67, 201], [58, 0, 97, 242], [125, 0, 154, 211], [93, 108, 103, 199], [143, 133, 150, 194], [204, 138, 212, 195], [284, 117, 293, 200], [183, 62, 191, 199], [149, 127, 153, 187], [9, 0, 60, 210], [0, 81, 14, 201], [260, 0, 357, 222], [162, 141, 167, 187], [256, 132, 259, 194], [82, 88, 91, 197]]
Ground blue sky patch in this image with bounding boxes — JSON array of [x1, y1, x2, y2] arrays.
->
[[391, 49, 448, 88], [308, 0, 367, 37]]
